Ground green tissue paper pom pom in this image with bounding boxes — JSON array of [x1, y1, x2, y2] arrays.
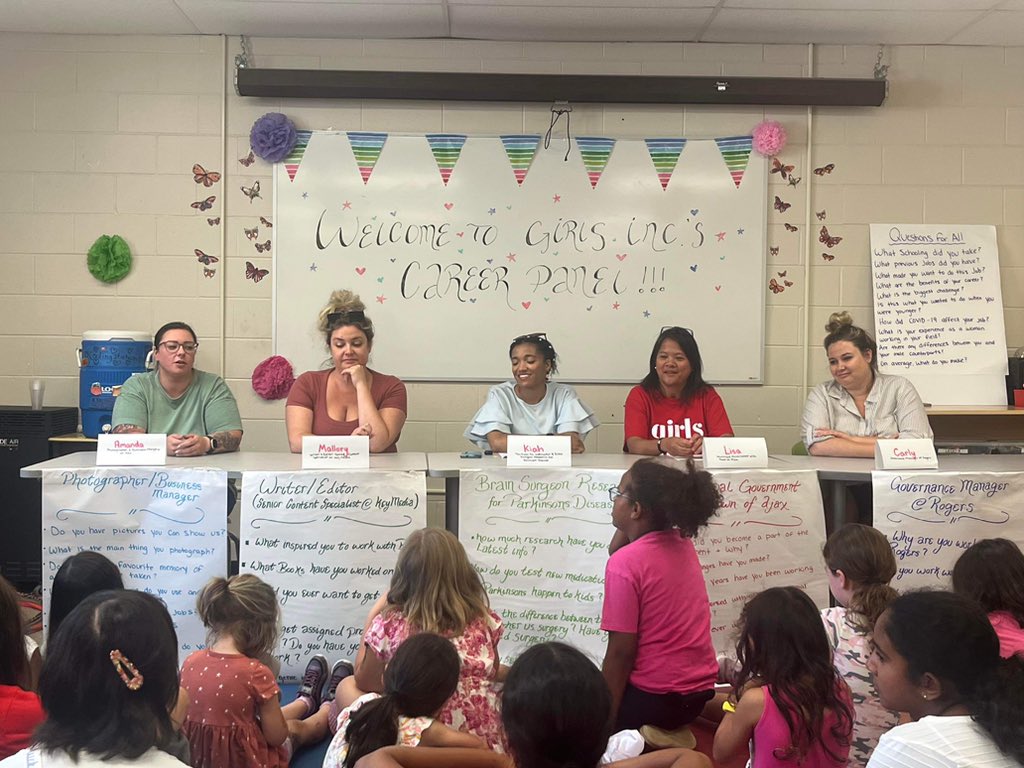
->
[[87, 234, 132, 283]]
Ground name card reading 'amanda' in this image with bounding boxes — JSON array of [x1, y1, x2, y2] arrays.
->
[[506, 436, 572, 467], [702, 438, 769, 469], [301, 435, 370, 469], [874, 438, 938, 470], [96, 434, 167, 466]]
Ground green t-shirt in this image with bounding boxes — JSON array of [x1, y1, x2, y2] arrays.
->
[[111, 370, 243, 436]]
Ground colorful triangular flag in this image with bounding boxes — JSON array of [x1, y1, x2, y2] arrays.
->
[[347, 131, 388, 185], [644, 138, 687, 190], [425, 133, 467, 186], [576, 136, 616, 189], [283, 130, 312, 182], [500, 134, 541, 186], [714, 135, 753, 188]]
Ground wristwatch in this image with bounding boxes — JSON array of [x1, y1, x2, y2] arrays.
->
[[657, 438, 665, 455], [206, 436, 218, 454]]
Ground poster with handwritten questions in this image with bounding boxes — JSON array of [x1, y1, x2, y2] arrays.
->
[[873, 471, 1024, 590], [239, 470, 426, 680], [275, 133, 767, 384], [459, 467, 826, 661], [41, 468, 228, 661]]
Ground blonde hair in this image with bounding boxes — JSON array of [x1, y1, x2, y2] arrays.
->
[[823, 311, 877, 372], [196, 574, 280, 658], [387, 528, 490, 635], [318, 290, 374, 347]]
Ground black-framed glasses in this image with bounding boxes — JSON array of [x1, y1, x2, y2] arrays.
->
[[661, 326, 694, 337], [607, 488, 633, 503], [512, 332, 547, 345], [158, 341, 199, 354]]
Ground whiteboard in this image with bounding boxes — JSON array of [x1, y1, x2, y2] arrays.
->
[[274, 132, 766, 383]]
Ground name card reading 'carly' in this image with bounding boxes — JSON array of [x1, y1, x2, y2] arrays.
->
[[96, 434, 167, 466], [239, 470, 426, 680], [506, 436, 572, 467], [875, 438, 938, 470], [702, 438, 769, 469], [301, 435, 370, 468], [873, 471, 1024, 590], [41, 468, 228, 662]]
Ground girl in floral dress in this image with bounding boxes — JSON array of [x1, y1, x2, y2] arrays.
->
[[337, 528, 507, 751]]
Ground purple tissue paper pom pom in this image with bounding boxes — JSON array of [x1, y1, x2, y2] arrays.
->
[[250, 112, 298, 164], [252, 355, 295, 400]]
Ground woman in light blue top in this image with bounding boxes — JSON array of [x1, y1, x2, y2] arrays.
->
[[465, 333, 599, 454]]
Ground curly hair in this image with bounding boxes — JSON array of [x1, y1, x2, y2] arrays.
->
[[625, 458, 722, 536]]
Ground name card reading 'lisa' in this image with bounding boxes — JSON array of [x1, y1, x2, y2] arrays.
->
[[96, 433, 167, 465], [506, 436, 572, 467], [702, 438, 769, 468], [301, 435, 370, 468]]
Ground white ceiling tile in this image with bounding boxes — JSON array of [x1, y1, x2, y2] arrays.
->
[[946, 10, 1024, 43], [449, 5, 714, 41], [0, 0, 199, 34]]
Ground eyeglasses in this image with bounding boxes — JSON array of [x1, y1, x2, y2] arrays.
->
[[512, 332, 547, 344], [158, 341, 199, 353], [661, 326, 694, 337], [607, 488, 633, 504]]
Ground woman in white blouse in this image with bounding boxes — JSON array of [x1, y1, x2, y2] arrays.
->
[[801, 312, 932, 458]]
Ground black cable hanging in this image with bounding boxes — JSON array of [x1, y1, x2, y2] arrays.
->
[[543, 101, 573, 161]]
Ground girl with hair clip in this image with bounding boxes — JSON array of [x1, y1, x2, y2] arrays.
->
[[866, 590, 1024, 768], [464, 332, 599, 454], [179, 574, 289, 768], [952, 538, 1024, 658], [350, 641, 710, 768], [324, 633, 485, 768], [820, 524, 900, 768], [801, 312, 931, 458], [286, 290, 407, 453], [0, 575, 43, 760], [1, 589, 185, 767], [714, 587, 854, 768], [602, 459, 721, 742]]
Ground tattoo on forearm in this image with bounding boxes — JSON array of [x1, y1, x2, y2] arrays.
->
[[211, 431, 241, 453], [111, 424, 144, 434]]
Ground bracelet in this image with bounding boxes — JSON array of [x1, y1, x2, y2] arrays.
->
[[656, 438, 664, 455], [722, 700, 736, 714]]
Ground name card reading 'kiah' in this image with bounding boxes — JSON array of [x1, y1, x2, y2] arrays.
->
[[301, 435, 370, 469], [702, 438, 769, 469], [506, 436, 571, 467], [97, 434, 167, 466], [874, 438, 938, 470]]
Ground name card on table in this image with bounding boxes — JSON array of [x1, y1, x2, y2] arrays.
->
[[506, 435, 571, 467], [97, 434, 166, 465], [875, 439, 938, 470], [302, 435, 370, 469], [703, 438, 769, 468]]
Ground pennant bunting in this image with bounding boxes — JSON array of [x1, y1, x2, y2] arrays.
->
[[346, 131, 388, 184], [283, 130, 312, 183], [425, 133, 467, 186], [576, 136, 616, 189], [714, 135, 753, 188], [644, 138, 687, 190], [500, 134, 541, 186]]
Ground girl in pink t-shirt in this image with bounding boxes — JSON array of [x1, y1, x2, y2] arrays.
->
[[602, 458, 721, 734], [714, 587, 853, 768], [952, 538, 1024, 659]]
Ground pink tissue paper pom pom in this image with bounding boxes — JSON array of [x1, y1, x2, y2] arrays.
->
[[752, 120, 787, 157], [252, 355, 295, 400]]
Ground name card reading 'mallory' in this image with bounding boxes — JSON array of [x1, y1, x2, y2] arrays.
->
[[302, 436, 370, 469], [97, 434, 167, 466], [875, 438, 938, 470], [702, 438, 769, 469], [506, 436, 572, 468]]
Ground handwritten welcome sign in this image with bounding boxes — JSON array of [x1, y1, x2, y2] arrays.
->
[[275, 133, 767, 384], [41, 468, 228, 660], [873, 471, 1024, 590], [459, 467, 827, 661], [239, 470, 426, 680]]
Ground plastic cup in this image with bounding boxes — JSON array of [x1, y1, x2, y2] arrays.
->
[[30, 379, 45, 410]]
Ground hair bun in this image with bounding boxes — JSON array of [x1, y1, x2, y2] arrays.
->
[[825, 311, 854, 334], [318, 290, 366, 333]]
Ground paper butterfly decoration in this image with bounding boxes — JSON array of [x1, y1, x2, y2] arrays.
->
[[822, 252, 835, 262], [195, 249, 219, 265], [192, 163, 221, 187], [207, 217, 220, 226], [203, 267, 216, 278], [254, 240, 271, 253], [240, 180, 261, 202], [260, 216, 273, 228], [245, 261, 269, 283], [819, 226, 843, 249], [784, 280, 793, 287], [769, 278, 785, 294], [816, 210, 826, 221], [814, 163, 835, 176], [784, 223, 798, 232], [771, 158, 794, 179], [777, 271, 787, 278], [244, 227, 259, 241], [787, 176, 801, 187], [238, 150, 255, 167], [769, 246, 779, 256], [191, 196, 216, 211], [773, 195, 791, 213]]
